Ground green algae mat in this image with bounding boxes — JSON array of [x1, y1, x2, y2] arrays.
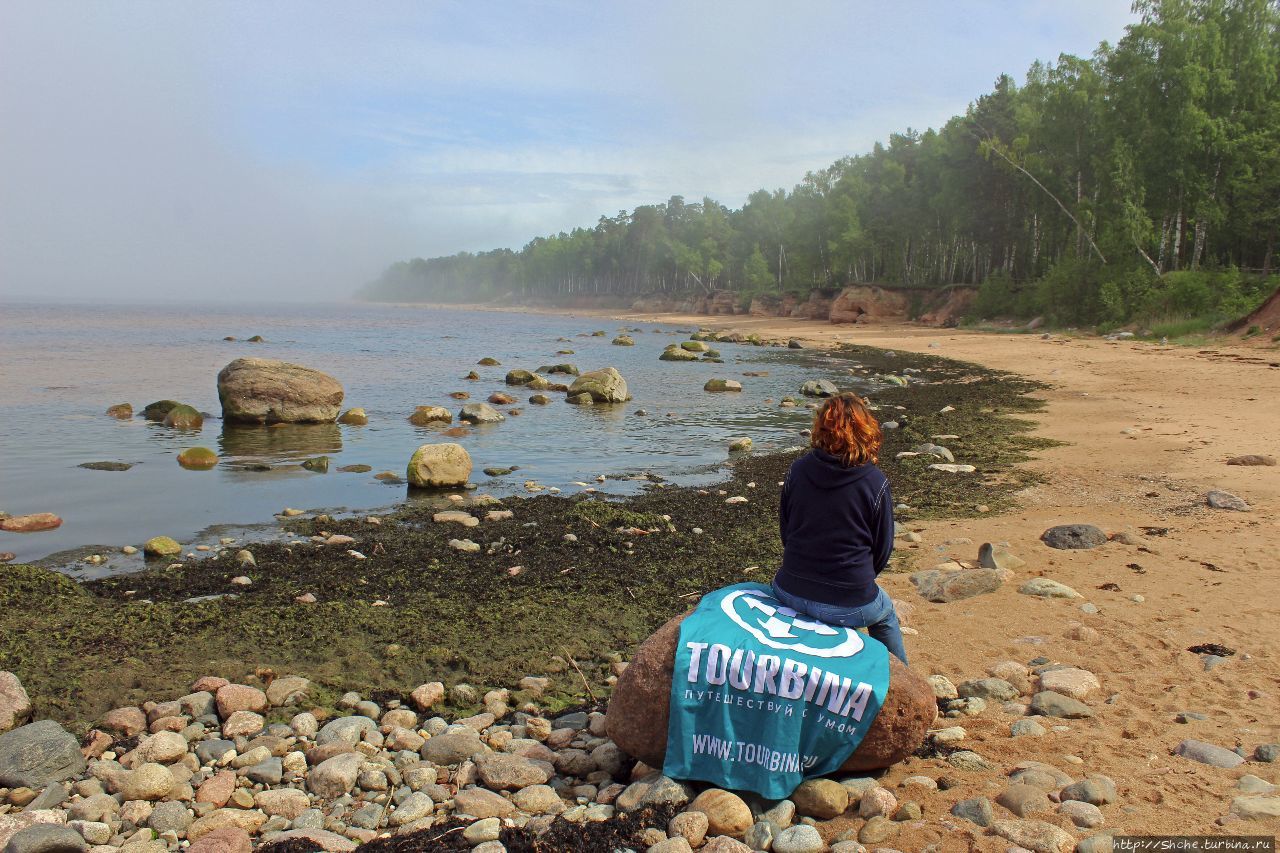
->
[[0, 345, 1057, 730]]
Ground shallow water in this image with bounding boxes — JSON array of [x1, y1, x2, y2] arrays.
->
[[0, 300, 877, 572]]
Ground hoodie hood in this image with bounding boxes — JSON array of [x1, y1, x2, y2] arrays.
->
[[794, 447, 881, 490]]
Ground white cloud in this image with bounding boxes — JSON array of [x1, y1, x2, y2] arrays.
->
[[0, 0, 1137, 299]]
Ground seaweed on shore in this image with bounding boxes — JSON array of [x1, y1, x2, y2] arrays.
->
[[0, 343, 1055, 730]]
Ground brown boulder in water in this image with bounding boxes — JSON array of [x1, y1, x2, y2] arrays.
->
[[606, 610, 936, 773], [217, 358, 343, 424], [0, 513, 64, 533]]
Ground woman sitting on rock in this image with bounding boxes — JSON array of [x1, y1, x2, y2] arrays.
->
[[772, 391, 907, 663]]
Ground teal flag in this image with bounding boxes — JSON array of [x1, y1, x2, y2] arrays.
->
[[663, 583, 891, 799]]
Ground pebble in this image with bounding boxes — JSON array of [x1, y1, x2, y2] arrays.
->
[[951, 797, 993, 826], [772, 824, 825, 853], [1030, 691, 1093, 719], [1019, 578, 1082, 599], [947, 751, 996, 772], [1011, 719, 1047, 738], [1058, 800, 1105, 828]]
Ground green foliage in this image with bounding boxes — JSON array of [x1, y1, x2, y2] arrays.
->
[[364, 0, 1280, 330]]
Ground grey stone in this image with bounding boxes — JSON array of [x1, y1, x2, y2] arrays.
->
[[1, 825, 85, 853], [1173, 739, 1245, 768], [245, 757, 283, 786], [1019, 578, 1082, 599], [1008, 762, 1074, 791], [1077, 835, 1114, 853], [799, 379, 839, 398], [21, 784, 67, 813], [1030, 691, 1093, 719], [195, 739, 236, 765], [1237, 775, 1278, 795], [996, 785, 1050, 818], [744, 820, 779, 851], [146, 802, 191, 835], [419, 730, 485, 765], [1058, 800, 1105, 829], [614, 774, 691, 812], [1011, 719, 1047, 738], [951, 797, 993, 826], [1060, 778, 1117, 806], [291, 809, 325, 830], [1206, 490, 1250, 511], [347, 804, 383, 830], [772, 824, 825, 853], [0, 721, 86, 789], [1253, 744, 1279, 763], [1175, 711, 1208, 723], [1230, 796, 1280, 820], [389, 792, 434, 826], [1041, 524, 1107, 549], [947, 751, 996, 772], [315, 716, 378, 747], [958, 678, 1019, 702], [553, 711, 588, 730]]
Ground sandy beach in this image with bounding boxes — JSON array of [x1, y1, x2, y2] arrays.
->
[[601, 310, 1280, 839]]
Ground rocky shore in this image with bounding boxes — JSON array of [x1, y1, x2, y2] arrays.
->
[[4, 329, 1278, 849]]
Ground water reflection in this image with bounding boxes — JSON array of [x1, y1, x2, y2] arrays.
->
[[218, 423, 343, 460]]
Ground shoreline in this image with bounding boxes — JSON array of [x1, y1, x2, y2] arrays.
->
[[2, 314, 1279, 839]]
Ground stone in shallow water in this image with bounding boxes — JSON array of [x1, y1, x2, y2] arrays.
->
[[78, 461, 132, 471]]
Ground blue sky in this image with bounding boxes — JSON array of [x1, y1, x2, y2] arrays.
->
[[0, 1, 1138, 300]]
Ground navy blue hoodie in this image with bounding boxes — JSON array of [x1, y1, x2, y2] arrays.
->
[[774, 448, 894, 608]]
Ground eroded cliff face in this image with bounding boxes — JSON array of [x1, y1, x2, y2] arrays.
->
[[592, 285, 980, 326]]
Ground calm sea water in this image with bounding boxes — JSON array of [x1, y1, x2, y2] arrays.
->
[[0, 301, 874, 574]]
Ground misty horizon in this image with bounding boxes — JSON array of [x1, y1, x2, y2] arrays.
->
[[1, 1, 1136, 303]]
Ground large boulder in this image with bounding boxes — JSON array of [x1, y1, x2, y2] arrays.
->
[[0, 721, 86, 789], [217, 358, 344, 424], [407, 444, 472, 489], [606, 611, 935, 774], [568, 368, 628, 403], [829, 286, 910, 324]]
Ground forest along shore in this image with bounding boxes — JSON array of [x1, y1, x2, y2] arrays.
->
[[2, 325, 1278, 845]]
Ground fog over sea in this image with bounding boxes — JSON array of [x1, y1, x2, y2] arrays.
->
[[0, 301, 880, 573]]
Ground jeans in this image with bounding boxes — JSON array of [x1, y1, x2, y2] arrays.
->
[[770, 581, 909, 665]]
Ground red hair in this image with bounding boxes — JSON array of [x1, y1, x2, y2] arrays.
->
[[811, 392, 882, 466]]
